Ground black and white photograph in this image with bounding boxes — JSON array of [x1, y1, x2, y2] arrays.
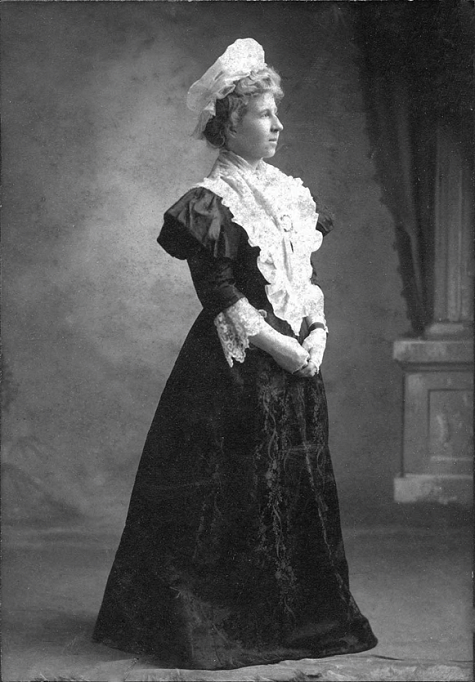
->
[[2, 1, 473, 680]]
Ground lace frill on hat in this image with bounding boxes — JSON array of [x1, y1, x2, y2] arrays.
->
[[187, 38, 266, 139]]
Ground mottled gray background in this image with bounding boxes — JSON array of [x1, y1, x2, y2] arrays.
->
[[2, 2, 408, 534]]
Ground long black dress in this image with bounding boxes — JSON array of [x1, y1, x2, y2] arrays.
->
[[92, 187, 378, 669]]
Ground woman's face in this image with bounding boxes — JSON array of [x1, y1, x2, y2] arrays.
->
[[226, 92, 283, 167]]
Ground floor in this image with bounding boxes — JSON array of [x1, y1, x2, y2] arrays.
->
[[2, 517, 473, 682]]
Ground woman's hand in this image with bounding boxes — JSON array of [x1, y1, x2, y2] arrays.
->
[[302, 328, 327, 372], [249, 327, 310, 373], [293, 360, 318, 378]]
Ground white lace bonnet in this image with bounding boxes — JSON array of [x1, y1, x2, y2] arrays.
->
[[187, 38, 266, 140]]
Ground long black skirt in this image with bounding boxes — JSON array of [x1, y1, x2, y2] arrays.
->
[[92, 311, 377, 669]]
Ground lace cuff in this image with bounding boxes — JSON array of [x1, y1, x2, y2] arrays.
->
[[302, 327, 327, 371], [302, 327, 327, 353], [214, 298, 267, 367]]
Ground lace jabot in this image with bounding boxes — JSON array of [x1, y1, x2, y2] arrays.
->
[[195, 150, 323, 335]]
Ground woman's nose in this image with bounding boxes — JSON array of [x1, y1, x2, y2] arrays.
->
[[272, 115, 283, 132]]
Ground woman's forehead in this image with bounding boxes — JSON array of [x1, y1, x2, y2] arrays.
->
[[248, 92, 277, 112]]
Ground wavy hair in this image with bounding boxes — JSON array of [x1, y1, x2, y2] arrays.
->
[[203, 66, 283, 149]]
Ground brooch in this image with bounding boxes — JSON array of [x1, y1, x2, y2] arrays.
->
[[279, 214, 293, 232]]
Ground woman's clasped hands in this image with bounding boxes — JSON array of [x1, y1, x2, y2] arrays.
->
[[293, 358, 318, 378]]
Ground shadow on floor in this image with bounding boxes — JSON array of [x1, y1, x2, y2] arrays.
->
[[2, 508, 473, 682]]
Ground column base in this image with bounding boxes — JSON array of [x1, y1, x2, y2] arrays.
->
[[394, 474, 473, 506]]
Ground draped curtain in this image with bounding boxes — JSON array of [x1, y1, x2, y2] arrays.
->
[[353, 1, 473, 335], [359, 70, 434, 335]]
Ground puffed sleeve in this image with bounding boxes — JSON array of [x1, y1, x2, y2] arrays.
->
[[316, 212, 333, 237], [157, 188, 245, 316], [158, 187, 241, 261], [311, 195, 334, 237]]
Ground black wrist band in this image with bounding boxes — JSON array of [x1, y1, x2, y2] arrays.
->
[[307, 322, 326, 334]]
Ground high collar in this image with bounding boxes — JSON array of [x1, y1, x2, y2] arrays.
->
[[218, 149, 265, 176]]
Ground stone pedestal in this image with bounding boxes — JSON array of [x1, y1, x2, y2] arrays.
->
[[393, 125, 473, 505], [393, 338, 473, 505]]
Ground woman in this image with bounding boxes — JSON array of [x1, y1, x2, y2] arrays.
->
[[93, 38, 378, 670]]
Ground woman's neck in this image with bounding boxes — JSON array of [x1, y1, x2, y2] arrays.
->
[[220, 149, 264, 173]]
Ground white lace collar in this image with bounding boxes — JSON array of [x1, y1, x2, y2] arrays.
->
[[195, 150, 323, 334]]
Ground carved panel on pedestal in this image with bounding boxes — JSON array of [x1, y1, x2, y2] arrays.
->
[[394, 339, 473, 505], [429, 388, 473, 476]]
